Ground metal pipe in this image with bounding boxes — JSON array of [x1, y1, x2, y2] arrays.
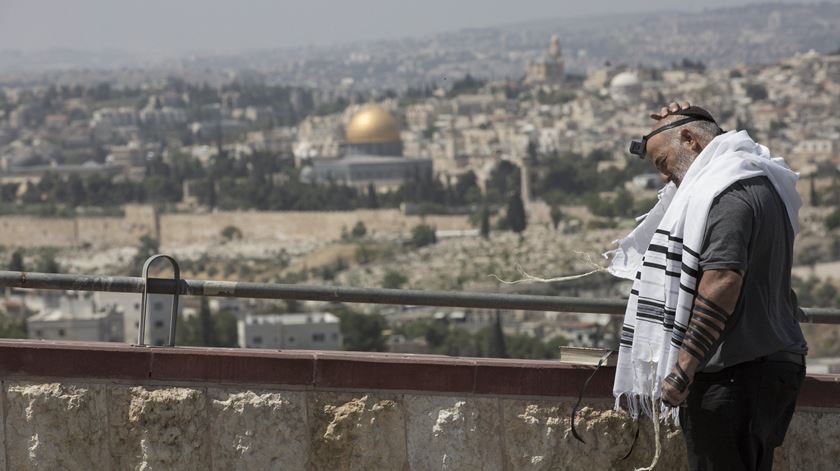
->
[[2, 270, 838, 323]]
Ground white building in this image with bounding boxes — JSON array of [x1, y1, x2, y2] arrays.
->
[[95, 292, 178, 346], [26, 292, 123, 342], [237, 312, 342, 350], [22, 291, 177, 345]]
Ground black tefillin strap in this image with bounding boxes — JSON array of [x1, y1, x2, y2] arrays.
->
[[664, 363, 692, 394], [568, 350, 640, 461], [683, 294, 730, 363]]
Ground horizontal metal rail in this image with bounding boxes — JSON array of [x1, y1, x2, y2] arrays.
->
[[2, 270, 839, 323]]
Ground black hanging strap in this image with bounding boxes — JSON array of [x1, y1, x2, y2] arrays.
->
[[570, 350, 614, 444], [618, 419, 641, 461]]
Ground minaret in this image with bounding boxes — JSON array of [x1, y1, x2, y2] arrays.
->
[[549, 34, 561, 60]]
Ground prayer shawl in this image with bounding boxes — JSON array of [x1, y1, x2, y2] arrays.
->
[[607, 130, 801, 420]]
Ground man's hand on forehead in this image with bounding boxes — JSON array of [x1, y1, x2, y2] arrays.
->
[[649, 101, 691, 120]]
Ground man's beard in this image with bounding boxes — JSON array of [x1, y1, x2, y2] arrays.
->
[[670, 146, 697, 186]]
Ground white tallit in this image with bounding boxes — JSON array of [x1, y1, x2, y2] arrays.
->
[[608, 130, 801, 420]]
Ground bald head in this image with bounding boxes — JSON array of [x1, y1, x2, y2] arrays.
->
[[650, 114, 722, 148], [644, 116, 723, 186]]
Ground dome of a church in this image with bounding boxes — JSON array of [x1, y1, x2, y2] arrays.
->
[[346, 105, 401, 144]]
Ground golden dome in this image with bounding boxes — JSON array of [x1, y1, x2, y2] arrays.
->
[[346, 105, 401, 144]]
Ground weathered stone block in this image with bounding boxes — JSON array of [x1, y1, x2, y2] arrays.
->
[[208, 388, 308, 470], [108, 385, 208, 470], [4, 382, 109, 470], [774, 410, 840, 471], [405, 395, 503, 470], [500, 399, 687, 471], [309, 393, 407, 471]]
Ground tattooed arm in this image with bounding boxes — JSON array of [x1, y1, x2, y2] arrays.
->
[[661, 269, 743, 406]]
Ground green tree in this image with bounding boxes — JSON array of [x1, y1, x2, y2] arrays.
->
[[480, 206, 491, 239], [175, 311, 201, 346], [130, 235, 160, 275], [213, 310, 239, 347], [8, 250, 24, 272], [383, 270, 408, 289], [486, 310, 508, 358], [351, 221, 367, 239], [338, 309, 387, 352], [36, 250, 60, 273], [614, 188, 635, 217], [439, 327, 479, 357], [744, 83, 768, 101], [0, 311, 27, 339], [826, 207, 840, 231], [355, 244, 372, 264], [198, 297, 218, 346], [409, 224, 437, 247], [221, 225, 243, 241], [505, 193, 527, 235], [365, 184, 379, 209], [810, 174, 820, 207], [550, 205, 563, 230]]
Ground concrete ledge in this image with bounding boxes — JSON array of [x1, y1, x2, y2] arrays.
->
[[0, 340, 838, 408]]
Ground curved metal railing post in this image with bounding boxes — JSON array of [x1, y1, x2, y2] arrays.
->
[[136, 254, 181, 347]]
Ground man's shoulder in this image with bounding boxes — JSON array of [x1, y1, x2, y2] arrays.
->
[[715, 176, 775, 209]]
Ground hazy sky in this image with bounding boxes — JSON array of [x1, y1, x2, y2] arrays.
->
[[0, 0, 831, 53]]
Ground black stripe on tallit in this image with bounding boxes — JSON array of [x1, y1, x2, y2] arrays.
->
[[642, 261, 667, 271], [682, 245, 700, 259], [681, 264, 699, 279], [636, 299, 666, 323], [648, 244, 683, 262], [655, 229, 684, 243], [620, 324, 635, 347], [637, 298, 665, 309], [663, 309, 676, 329], [679, 283, 696, 296], [643, 260, 681, 278]]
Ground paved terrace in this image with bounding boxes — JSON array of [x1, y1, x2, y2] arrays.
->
[[1, 268, 839, 470]]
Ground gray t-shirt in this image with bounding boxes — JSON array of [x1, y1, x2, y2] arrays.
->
[[697, 176, 807, 372]]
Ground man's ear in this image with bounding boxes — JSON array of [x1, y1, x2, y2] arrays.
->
[[680, 128, 701, 152]]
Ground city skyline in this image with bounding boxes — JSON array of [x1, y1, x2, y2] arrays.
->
[[0, 0, 833, 54]]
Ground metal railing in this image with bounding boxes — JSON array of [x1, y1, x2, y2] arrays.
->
[[2, 257, 839, 347]]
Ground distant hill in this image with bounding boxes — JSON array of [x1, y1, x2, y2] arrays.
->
[[1, 2, 838, 84], [492, 2, 840, 69]]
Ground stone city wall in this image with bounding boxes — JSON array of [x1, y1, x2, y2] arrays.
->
[[0, 206, 472, 248], [0, 341, 838, 470], [159, 209, 471, 247]]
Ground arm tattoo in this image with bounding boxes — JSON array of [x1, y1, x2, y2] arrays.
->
[[682, 294, 731, 363]]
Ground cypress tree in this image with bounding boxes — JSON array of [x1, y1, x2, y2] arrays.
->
[[488, 310, 508, 358], [480, 206, 491, 239], [506, 193, 527, 235]]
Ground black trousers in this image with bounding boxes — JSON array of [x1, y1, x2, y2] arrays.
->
[[679, 359, 805, 471]]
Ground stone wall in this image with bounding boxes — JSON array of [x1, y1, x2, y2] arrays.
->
[[0, 341, 838, 470], [0, 206, 470, 248], [160, 209, 471, 247], [2, 380, 838, 470]]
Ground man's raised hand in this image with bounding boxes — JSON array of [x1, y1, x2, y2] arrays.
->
[[649, 101, 691, 120]]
